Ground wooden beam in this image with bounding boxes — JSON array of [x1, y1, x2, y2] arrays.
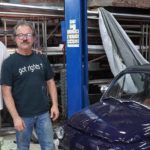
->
[[88, 0, 150, 9], [9, 0, 64, 6]]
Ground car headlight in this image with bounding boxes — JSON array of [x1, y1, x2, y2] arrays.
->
[[54, 126, 64, 140]]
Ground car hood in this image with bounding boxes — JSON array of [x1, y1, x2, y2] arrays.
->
[[67, 98, 150, 143]]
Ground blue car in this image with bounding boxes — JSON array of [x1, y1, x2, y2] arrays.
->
[[55, 65, 150, 150]]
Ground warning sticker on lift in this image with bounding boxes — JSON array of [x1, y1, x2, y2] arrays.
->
[[67, 19, 79, 47]]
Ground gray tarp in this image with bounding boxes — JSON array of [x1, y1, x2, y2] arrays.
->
[[98, 8, 149, 77], [98, 8, 149, 93]]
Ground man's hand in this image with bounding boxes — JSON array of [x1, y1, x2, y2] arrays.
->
[[50, 105, 59, 121], [13, 116, 26, 131]]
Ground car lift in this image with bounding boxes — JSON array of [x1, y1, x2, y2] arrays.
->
[[62, 0, 89, 117]]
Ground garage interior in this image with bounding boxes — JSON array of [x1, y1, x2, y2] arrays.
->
[[0, 0, 150, 149]]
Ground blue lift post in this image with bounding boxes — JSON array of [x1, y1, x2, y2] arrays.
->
[[63, 0, 89, 117]]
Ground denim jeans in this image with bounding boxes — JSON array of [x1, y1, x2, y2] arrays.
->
[[16, 111, 54, 150]]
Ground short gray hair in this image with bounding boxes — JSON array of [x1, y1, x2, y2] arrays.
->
[[13, 20, 36, 37]]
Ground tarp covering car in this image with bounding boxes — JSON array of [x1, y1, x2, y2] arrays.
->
[[98, 8, 149, 93], [98, 8, 149, 77]]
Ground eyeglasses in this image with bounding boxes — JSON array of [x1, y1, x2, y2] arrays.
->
[[15, 33, 33, 40]]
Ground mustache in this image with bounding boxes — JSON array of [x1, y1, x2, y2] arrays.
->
[[21, 41, 30, 44]]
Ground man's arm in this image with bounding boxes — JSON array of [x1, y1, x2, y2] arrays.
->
[[2, 85, 25, 131], [47, 79, 59, 121]]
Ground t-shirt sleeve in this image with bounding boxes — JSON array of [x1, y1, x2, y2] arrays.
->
[[1, 59, 13, 86], [42, 55, 54, 81]]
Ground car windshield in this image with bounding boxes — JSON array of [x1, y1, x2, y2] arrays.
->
[[105, 72, 150, 106]]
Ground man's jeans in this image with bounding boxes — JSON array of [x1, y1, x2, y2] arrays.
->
[[16, 112, 54, 150]]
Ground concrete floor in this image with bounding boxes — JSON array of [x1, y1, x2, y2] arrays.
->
[[1, 134, 41, 150], [1, 133, 60, 150], [0, 122, 60, 150]]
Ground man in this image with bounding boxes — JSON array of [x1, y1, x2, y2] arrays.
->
[[1, 21, 59, 150]]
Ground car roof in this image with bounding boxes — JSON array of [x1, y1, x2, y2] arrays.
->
[[122, 64, 150, 73]]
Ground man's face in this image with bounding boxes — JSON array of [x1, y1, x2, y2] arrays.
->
[[15, 25, 34, 50]]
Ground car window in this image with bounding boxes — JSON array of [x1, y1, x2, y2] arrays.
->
[[105, 72, 150, 106]]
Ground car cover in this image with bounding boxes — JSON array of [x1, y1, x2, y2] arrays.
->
[[98, 8, 149, 76]]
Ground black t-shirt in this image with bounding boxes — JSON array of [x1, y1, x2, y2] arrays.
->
[[1, 52, 54, 117]]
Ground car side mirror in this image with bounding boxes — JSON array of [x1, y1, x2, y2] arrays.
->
[[100, 85, 109, 94]]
